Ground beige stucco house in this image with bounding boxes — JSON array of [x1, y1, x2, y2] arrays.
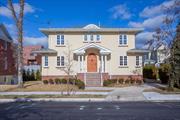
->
[[35, 24, 147, 86]]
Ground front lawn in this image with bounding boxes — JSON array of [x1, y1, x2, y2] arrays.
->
[[0, 81, 79, 92]]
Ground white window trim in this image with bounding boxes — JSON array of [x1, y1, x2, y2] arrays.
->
[[56, 56, 65, 67], [96, 34, 101, 41], [136, 56, 140, 66], [83, 34, 88, 42], [119, 34, 128, 46], [119, 56, 128, 67], [56, 34, 65, 46], [44, 56, 48, 67], [83, 34, 101, 43]]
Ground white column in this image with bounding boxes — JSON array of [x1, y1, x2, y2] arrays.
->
[[81, 55, 84, 72], [101, 55, 104, 73], [78, 55, 81, 73], [104, 55, 107, 73]]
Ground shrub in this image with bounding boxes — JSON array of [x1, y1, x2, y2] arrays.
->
[[60, 79, 67, 84], [118, 78, 124, 84], [55, 78, 60, 84], [49, 79, 54, 84], [36, 70, 41, 81], [103, 79, 118, 86], [143, 65, 157, 79], [125, 79, 130, 84], [136, 79, 143, 85], [159, 64, 170, 84], [75, 79, 85, 89], [43, 80, 48, 84], [130, 78, 136, 84]]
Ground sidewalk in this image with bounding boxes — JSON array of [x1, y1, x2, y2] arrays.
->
[[143, 92, 180, 101]]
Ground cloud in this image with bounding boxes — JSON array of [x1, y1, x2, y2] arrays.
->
[[140, 0, 175, 18], [23, 37, 47, 47], [128, 21, 143, 28], [136, 31, 155, 48], [129, 15, 165, 30], [109, 4, 131, 20], [0, 3, 35, 18]]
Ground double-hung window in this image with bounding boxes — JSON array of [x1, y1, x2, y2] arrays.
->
[[44, 56, 48, 67], [90, 34, 94, 41], [119, 34, 128, 45], [96, 34, 100, 41], [57, 56, 65, 67], [136, 56, 140, 66], [120, 56, 128, 66], [124, 56, 127, 66], [120, 56, 123, 66], [84, 34, 88, 41], [57, 35, 64, 45]]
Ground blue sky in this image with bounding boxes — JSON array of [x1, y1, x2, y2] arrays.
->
[[0, 0, 173, 48]]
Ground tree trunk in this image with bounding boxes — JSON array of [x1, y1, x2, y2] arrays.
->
[[7, 0, 25, 88]]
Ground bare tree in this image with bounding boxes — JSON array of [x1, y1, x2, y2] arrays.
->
[[8, 0, 25, 87], [61, 43, 75, 95], [146, 0, 180, 51]]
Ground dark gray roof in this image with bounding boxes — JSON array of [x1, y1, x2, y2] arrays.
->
[[32, 48, 57, 54], [127, 49, 150, 54], [0, 24, 13, 42], [40, 28, 144, 35]]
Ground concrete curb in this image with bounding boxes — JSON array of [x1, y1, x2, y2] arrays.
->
[[0, 92, 108, 95], [0, 98, 105, 103], [0, 98, 180, 103]]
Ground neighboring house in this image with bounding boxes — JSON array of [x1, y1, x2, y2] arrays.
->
[[34, 24, 148, 86], [0, 24, 17, 84], [23, 45, 43, 72], [23, 45, 43, 65], [144, 44, 170, 65]]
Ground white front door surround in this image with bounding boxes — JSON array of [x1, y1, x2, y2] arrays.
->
[[73, 43, 111, 73]]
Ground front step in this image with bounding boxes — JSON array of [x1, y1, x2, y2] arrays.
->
[[85, 73, 101, 87]]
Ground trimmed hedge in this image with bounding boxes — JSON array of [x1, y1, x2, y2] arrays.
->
[[159, 64, 170, 84], [143, 65, 157, 79], [43, 78, 85, 89], [103, 79, 143, 86]]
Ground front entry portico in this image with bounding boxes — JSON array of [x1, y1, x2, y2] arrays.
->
[[73, 43, 111, 86]]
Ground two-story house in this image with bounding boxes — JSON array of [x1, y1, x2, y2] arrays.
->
[[0, 24, 17, 84], [34, 24, 146, 86]]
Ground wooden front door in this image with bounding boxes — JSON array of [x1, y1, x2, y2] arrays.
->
[[87, 53, 97, 72]]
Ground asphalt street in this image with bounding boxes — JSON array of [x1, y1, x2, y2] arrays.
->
[[0, 102, 180, 120]]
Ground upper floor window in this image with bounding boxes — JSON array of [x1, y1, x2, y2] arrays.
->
[[119, 34, 128, 45], [44, 56, 48, 67], [119, 56, 128, 66], [84, 34, 88, 41], [90, 34, 94, 41], [57, 56, 65, 67], [83, 34, 101, 42], [57, 35, 64, 45], [96, 34, 100, 41], [136, 56, 140, 66]]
